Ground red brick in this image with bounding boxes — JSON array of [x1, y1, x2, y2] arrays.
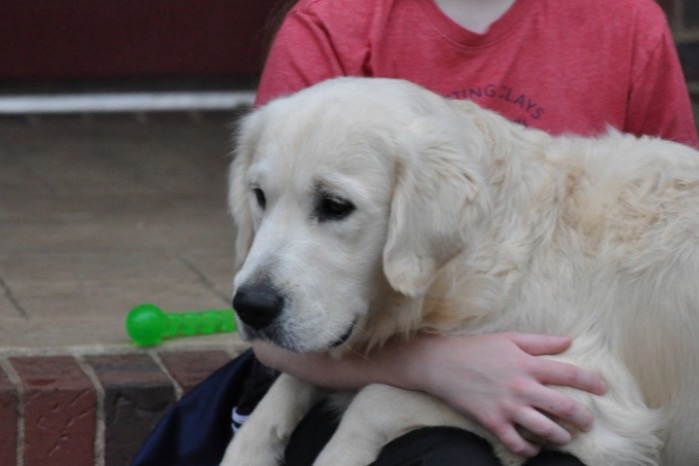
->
[[85, 353, 175, 466], [158, 350, 231, 395], [0, 362, 18, 466], [10, 356, 96, 466]]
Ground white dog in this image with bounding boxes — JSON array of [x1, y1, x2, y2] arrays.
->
[[222, 77, 699, 466]]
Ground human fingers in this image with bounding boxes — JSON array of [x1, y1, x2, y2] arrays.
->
[[484, 417, 542, 458], [504, 332, 573, 356], [532, 358, 607, 396], [504, 333, 607, 395], [522, 383, 597, 433], [512, 407, 572, 446]]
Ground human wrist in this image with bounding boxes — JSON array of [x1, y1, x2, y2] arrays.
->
[[373, 335, 436, 393]]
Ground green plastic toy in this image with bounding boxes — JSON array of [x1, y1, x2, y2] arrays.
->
[[126, 303, 237, 347]]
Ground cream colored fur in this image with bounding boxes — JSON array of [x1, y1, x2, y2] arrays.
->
[[221, 77, 699, 466]]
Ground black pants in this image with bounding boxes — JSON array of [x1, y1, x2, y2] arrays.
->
[[284, 401, 586, 466]]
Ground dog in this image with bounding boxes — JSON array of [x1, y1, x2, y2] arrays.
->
[[221, 77, 699, 466]]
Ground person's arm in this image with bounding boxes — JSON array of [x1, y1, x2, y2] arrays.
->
[[253, 332, 607, 458], [254, 1, 372, 107]]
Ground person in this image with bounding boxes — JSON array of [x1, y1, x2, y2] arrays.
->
[[254, 0, 697, 146], [132, 1, 698, 465]]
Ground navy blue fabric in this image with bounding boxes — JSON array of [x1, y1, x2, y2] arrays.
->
[[131, 349, 259, 466]]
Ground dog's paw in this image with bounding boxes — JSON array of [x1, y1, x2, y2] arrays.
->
[[492, 444, 526, 466], [313, 447, 378, 466], [219, 434, 284, 466]]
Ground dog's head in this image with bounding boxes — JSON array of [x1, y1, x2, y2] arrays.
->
[[229, 77, 490, 352]]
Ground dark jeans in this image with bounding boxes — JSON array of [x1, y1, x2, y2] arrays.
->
[[285, 400, 586, 466]]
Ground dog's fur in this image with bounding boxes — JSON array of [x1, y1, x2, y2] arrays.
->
[[221, 77, 699, 466]]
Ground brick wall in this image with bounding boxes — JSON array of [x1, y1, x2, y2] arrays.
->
[[0, 350, 236, 466]]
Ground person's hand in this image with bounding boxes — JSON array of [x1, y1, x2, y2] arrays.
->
[[398, 332, 608, 457]]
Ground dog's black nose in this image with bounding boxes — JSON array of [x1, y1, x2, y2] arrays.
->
[[233, 283, 285, 331]]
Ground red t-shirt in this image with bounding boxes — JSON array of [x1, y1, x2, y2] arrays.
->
[[256, 0, 698, 147]]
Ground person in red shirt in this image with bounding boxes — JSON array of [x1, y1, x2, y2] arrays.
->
[[249, 1, 698, 465], [248, 1, 698, 465], [256, 0, 697, 147], [247, 1, 698, 465]]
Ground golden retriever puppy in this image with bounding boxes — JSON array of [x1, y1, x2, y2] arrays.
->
[[222, 77, 699, 466]]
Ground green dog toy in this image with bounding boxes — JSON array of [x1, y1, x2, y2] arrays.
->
[[126, 303, 237, 347]]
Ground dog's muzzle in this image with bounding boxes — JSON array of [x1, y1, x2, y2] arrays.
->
[[233, 283, 285, 331]]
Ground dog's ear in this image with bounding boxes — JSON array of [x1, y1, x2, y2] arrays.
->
[[228, 110, 258, 272], [383, 122, 489, 297]]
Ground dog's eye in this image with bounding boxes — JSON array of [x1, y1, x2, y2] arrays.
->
[[316, 194, 355, 222], [253, 188, 266, 210]]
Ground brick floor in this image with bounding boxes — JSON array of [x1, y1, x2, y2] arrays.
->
[[87, 353, 176, 466], [0, 349, 238, 466], [0, 363, 18, 466], [159, 349, 232, 395], [11, 356, 96, 466]]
